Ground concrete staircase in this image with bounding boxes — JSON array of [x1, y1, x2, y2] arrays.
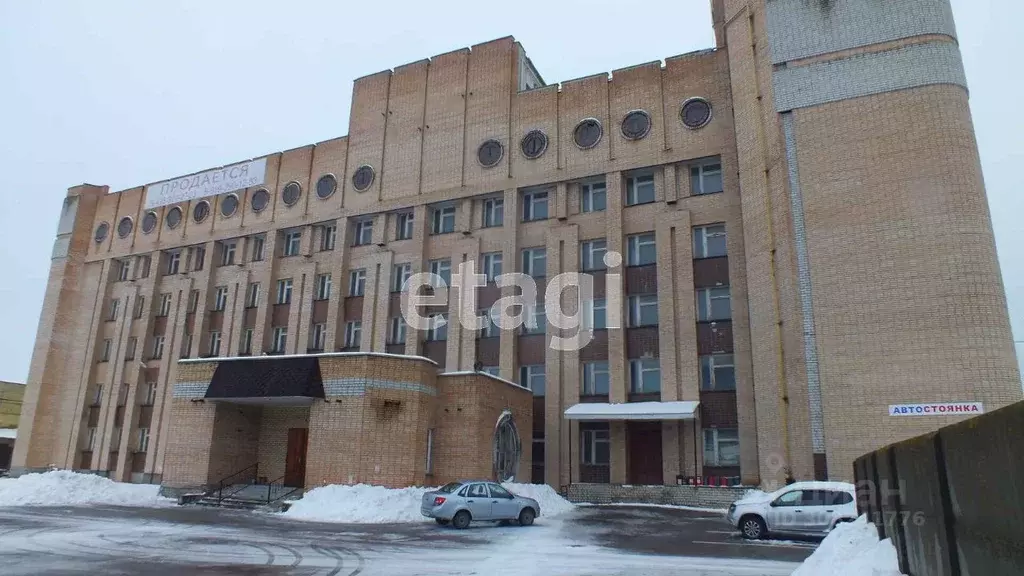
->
[[182, 483, 303, 511]]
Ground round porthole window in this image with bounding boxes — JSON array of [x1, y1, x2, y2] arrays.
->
[[141, 211, 158, 234], [117, 216, 134, 239], [94, 222, 109, 243], [573, 118, 603, 149], [251, 189, 270, 213], [352, 165, 375, 192], [477, 139, 504, 168], [166, 206, 182, 229], [520, 130, 548, 159], [316, 174, 337, 199], [193, 200, 210, 223], [621, 109, 652, 140], [492, 410, 522, 483], [282, 181, 301, 206], [681, 97, 712, 130], [221, 193, 239, 217]]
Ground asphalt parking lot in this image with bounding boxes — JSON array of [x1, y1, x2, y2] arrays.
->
[[0, 504, 813, 575]]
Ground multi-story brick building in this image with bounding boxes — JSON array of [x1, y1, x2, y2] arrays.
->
[[13, 0, 1022, 491]]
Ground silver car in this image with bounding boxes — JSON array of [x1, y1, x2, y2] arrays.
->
[[420, 481, 540, 529]]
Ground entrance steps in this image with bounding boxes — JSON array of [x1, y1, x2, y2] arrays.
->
[[180, 483, 303, 512]]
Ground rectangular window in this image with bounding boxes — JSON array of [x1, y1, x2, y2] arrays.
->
[[220, 241, 237, 266], [124, 337, 137, 361], [522, 303, 546, 335], [519, 365, 546, 396], [92, 384, 104, 406], [353, 218, 373, 246], [693, 224, 727, 258], [426, 429, 435, 475], [320, 224, 337, 251], [144, 382, 158, 406], [628, 294, 659, 327], [165, 251, 181, 275], [482, 252, 503, 283], [349, 269, 367, 296], [192, 246, 206, 271], [430, 205, 456, 234], [696, 286, 731, 321], [396, 212, 414, 240], [426, 314, 448, 341], [276, 279, 293, 304], [344, 321, 362, 349], [213, 286, 228, 311], [389, 316, 407, 344], [392, 263, 412, 292], [315, 274, 332, 301], [137, 428, 150, 453], [139, 255, 152, 279], [310, 323, 327, 351], [580, 239, 607, 271], [580, 181, 607, 213], [703, 428, 740, 466], [158, 293, 172, 317], [582, 298, 607, 330], [117, 384, 129, 406], [691, 160, 724, 195], [582, 429, 610, 465], [151, 335, 165, 359], [283, 230, 302, 256], [133, 296, 145, 319], [482, 366, 500, 377], [581, 361, 610, 395], [482, 197, 504, 228], [429, 259, 451, 287], [180, 333, 193, 358], [100, 339, 112, 362], [117, 260, 130, 282], [245, 282, 261, 308], [701, 354, 736, 391], [521, 190, 549, 221], [208, 331, 222, 356], [629, 358, 661, 393], [86, 427, 97, 450], [521, 247, 547, 278], [627, 233, 657, 266], [272, 327, 288, 353], [107, 298, 120, 321], [478, 309, 499, 338], [187, 290, 200, 313], [625, 173, 655, 206], [240, 329, 254, 355], [251, 235, 266, 261]]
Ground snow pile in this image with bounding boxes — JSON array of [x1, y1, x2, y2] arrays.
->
[[791, 515, 905, 576], [283, 482, 575, 524], [0, 470, 169, 507]]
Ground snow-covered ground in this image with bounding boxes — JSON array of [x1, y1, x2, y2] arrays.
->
[[283, 481, 574, 523], [0, 470, 171, 507], [791, 515, 905, 576]]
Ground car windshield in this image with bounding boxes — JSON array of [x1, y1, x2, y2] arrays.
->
[[436, 482, 462, 494]]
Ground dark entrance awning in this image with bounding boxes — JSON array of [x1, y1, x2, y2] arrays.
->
[[204, 357, 325, 400]]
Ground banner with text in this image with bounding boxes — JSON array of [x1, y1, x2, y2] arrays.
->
[[144, 158, 267, 209], [888, 402, 984, 417]]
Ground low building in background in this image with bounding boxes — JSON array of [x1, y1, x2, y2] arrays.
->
[[0, 381, 25, 470]]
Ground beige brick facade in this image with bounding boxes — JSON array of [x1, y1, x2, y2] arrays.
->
[[14, 0, 1022, 491]]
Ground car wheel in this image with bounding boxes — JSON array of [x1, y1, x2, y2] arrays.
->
[[740, 515, 766, 540], [518, 507, 536, 527], [435, 518, 450, 526], [452, 510, 471, 530]]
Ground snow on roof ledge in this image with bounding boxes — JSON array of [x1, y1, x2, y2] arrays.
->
[[0, 428, 17, 439], [178, 351, 438, 367], [564, 401, 700, 421], [439, 371, 528, 391]]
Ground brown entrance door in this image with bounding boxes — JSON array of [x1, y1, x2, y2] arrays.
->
[[284, 428, 308, 488], [627, 422, 663, 485]]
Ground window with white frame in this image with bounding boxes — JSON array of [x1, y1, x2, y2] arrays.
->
[[703, 428, 740, 466], [208, 331, 222, 356], [425, 314, 448, 341], [245, 282, 261, 308], [691, 159, 723, 195], [92, 384, 103, 406], [100, 339, 112, 362], [429, 259, 451, 287], [396, 212, 414, 240], [117, 259, 130, 281], [519, 364, 545, 396], [628, 294, 659, 327], [165, 251, 181, 275], [134, 296, 146, 319], [625, 173, 655, 206], [283, 230, 302, 256], [187, 290, 200, 313], [137, 428, 151, 453], [107, 298, 120, 321], [581, 361, 610, 395], [581, 428, 610, 465], [251, 235, 266, 261], [696, 286, 731, 321], [85, 427, 97, 450], [213, 286, 228, 311], [315, 273, 332, 300], [320, 224, 337, 251], [353, 218, 373, 246], [582, 298, 607, 330], [343, 321, 361, 349], [478, 309, 499, 338], [693, 224, 727, 258], [627, 233, 657, 266], [349, 269, 367, 296], [220, 241, 237, 266], [389, 316, 407, 344], [701, 354, 736, 391], [482, 366, 500, 377], [629, 358, 661, 393], [482, 197, 504, 227], [145, 382, 158, 405], [522, 303, 546, 335], [110, 427, 121, 449], [581, 239, 607, 271], [138, 255, 152, 278], [276, 279, 293, 304], [125, 337, 137, 360], [521, 189, 549, 221], [392, 263, 412, 292], [151, 335, 165, 359], [181, 333, 193, 358], [430, 205, 456, 234], [580, 181, 607, 213], [310, 323, 327, 351], [240, 329, 253, 355], [482, 252, 503, 283], [191, 246, 206, 271], [521, 247, 546, 278], [272, 326, 288, 353]]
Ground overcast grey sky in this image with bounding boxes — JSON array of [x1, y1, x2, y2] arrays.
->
[[1, 0, 1022, 383]]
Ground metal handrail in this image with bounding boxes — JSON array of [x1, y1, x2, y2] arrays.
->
[[210, 463, 259, 505], [264, 474, 302, 506]]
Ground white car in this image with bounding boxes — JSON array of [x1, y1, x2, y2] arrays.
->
[[726, 481, 857, 539]]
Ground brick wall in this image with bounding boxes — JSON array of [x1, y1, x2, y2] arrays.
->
[[257, 406, 309, 482], [567, 483, 747, 510]]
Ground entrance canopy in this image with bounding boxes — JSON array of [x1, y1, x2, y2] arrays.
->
[[205, 357, 325, 401], [563, 401, 699, 421]]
